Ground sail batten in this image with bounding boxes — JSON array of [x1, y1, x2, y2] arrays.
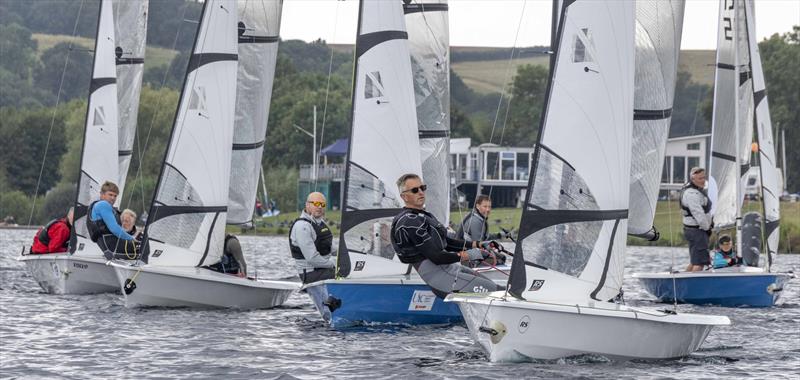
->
[[509, 0, 635, 302], [709, 0, 753, 228], [627, 0, 685, 239], [113, 0, 148, 198], [744, 0, 780, 259], [337, 0, 422, 278], [72, 0, 120, 256], [405, 0, 450, 224], [142, 0, 239, 267], [227, 0, 283, 225]]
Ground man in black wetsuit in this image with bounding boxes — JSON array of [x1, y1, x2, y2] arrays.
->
[[391, 174, 502, 298]]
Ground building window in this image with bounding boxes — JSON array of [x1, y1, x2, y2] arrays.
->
[[687, 156, 700, 179], [485, 152, 499, 180], [516, 152, 530, 181], [662, 156, 671, 183], [673, 156, 686, 184], [470, 152, 478, 181], [687, 143, 700, 151], [500, 151, 515, 181]]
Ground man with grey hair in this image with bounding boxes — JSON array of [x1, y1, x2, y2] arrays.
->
[[390, 173, 502, 298], [288, 192, 336, 283], [680, 167, 713, 272]]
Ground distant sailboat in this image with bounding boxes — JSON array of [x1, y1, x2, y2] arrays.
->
[[20, 0, 148, 295], [448, 0, 729, 361], [111, 0, 298, 309], [634, 0, 792, 308], [303, 0, 477, 328]]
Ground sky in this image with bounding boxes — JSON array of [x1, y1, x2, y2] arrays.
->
[[279, 0, 800, 50]]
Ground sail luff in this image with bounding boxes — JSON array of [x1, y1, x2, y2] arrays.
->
[[744, 0, 780, 261], [509, 0, 635, 302], [112, 0, 148, 199], [404, 0, 450, 224], [71, 0, 120, 256], [627, 0, 685, 239], [336, 0, 422, 278], [227, 0, 283, 225], [142, 0, 239, 267]]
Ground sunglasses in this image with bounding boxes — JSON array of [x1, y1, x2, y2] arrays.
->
[[307, 201, 326, 208], [402, 184, 427, 194]]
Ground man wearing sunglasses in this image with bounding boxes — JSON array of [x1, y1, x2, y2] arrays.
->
[[390, 174, 503, 298], [289, 192, 336, 283]]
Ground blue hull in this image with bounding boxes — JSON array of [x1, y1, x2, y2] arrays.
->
[[636, 273, 791, 308], [305, 281, 463, 329]]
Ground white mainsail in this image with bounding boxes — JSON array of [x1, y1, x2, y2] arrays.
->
[[72, 0, 120, 256], [744, 0, 780, 259], [628, 0, 685, 239], [142, 0, 238, 267], [509, 0, 635, 302], [709, 0, 753, 229], [404, 0, 450, 224], [337, 0, 422, 278], [227, 0, 283, 225], [112, 0, 148, 198]]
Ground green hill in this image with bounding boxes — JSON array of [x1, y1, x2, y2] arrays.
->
[[32, 33, 178, 69], [450, 47, 716, 94]]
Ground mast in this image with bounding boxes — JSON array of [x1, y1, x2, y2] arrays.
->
[[733, 0, 743, 264]]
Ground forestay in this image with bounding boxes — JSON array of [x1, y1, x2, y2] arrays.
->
[[709, 0, 753, 229], [628, 0, 685, 239], [72, 0, 120, 256], [228, 0, 283, 225], [337, 0, 421, 278], [508, 0, 635, 303], [112, 0, 148, 198], [142, 0, 238, 267], [404, 0, 450, 224], [744, 0, 780, 258]]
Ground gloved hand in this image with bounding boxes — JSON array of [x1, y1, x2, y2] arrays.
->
[[465, 248, 484, 262], [480, 240, 502, 251]]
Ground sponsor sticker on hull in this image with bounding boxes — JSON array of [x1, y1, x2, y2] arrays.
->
[[408, 290, 436, 311]]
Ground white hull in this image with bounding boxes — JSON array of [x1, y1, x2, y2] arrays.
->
[[447, 292, 730, 362], [111, 262, 299, 309], [18, 253, 118, 295]]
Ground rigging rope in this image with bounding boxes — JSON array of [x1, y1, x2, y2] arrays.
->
[[27, 0, 87, 226], [314, 0, 342, 190]]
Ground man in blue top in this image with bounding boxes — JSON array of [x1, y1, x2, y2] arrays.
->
[[87, 181, 138, 259]]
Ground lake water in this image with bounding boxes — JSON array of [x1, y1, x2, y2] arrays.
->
[[1, 229, 798, 379]]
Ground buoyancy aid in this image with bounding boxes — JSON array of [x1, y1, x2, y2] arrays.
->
[[37, 218, 68, 248], [391, 208, 449, 264], [679, 182, 712, 217], [288, 217, 333, 260], [86, 200, 121, 242]]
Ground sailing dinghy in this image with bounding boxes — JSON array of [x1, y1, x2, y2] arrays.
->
[[20, 0, 148, 294], [111, 0, 298, 309], [303, 0, 503, 328], [447, 0, 729, 361], [633, 0, 793, 307]]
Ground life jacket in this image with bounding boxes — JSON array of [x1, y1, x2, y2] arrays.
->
[[288, 217, 333, 260], [456, 210, 487, 242], [37, 218, 69, 248], [679, 182, 712, 217], [391, 208, 448, 264], [712, 249, 736, 269], [86, 200, 121, 242], [207, 235, 241, 274]]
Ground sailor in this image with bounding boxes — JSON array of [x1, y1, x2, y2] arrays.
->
[[120, 209, 140, 239], [391, 173, 503, 298], [712, 234, 740, 269], [86, 181, 137, 259], [680, 167, 713, 272], [288, 192, 336, 284], [30, 207, 74, 254], [207, 234, 247, 277], [457, 194, 504, 243]]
